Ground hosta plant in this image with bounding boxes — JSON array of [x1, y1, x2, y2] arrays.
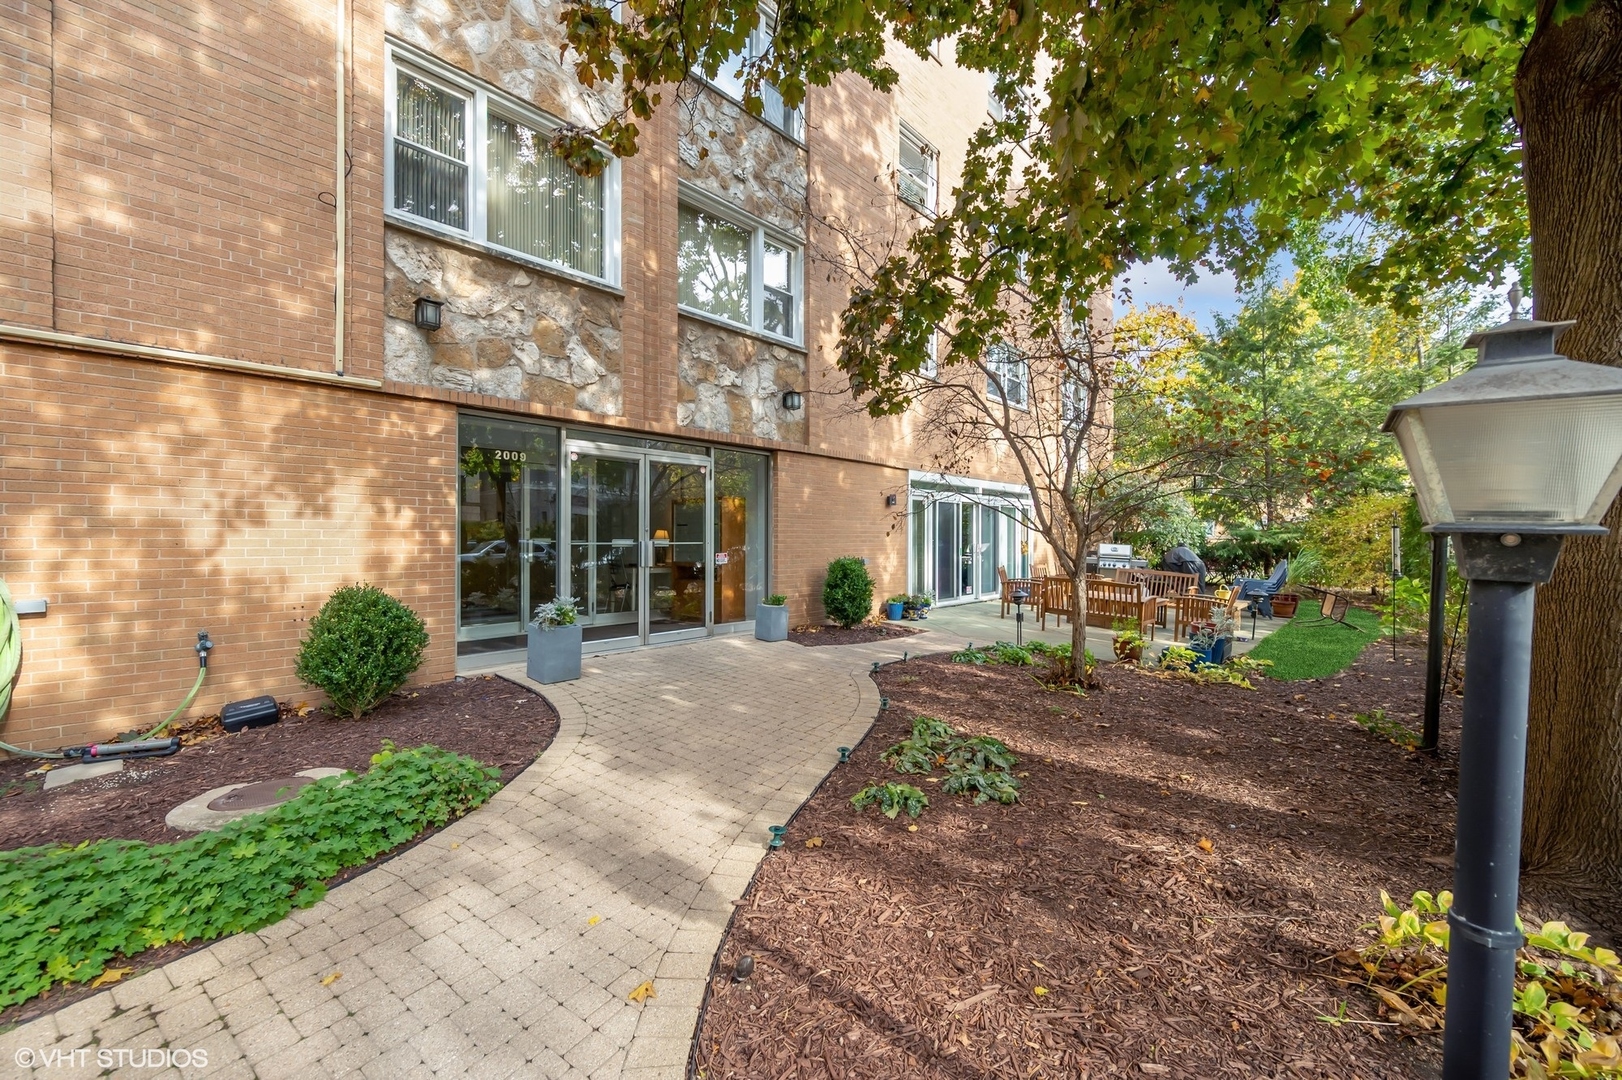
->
[[850, 782, 929, 820]]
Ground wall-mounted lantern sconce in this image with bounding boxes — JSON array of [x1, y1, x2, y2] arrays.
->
[[781, 389, 804, 411], [885, 493, 898, 507], [414, 297, 444, 331]]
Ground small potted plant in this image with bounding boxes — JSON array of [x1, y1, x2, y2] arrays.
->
[[528, 597, 581, 684], [914, 592, 934, 619], [1112, 626, 1146, 663], [885, 594, 908, 621], [1186, 623, 1219, 665], [756, 593, 789, 641], [901, 595, 920, 620]]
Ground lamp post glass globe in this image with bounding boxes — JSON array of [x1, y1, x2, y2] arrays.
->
[[1383, 314, 1622, 1080]]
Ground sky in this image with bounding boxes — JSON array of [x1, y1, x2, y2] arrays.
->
[[1112, 253, 1296, 333]]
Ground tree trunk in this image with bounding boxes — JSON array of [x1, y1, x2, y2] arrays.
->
[[1071, 572, 1089, 684], [1515, 0, 1622, 896]]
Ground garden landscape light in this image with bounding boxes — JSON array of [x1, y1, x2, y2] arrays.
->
[[1383, 314, 1622, 1080]]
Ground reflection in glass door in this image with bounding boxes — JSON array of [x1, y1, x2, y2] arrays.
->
[[570, 454, 641, 644], [648, 461, 707, 637]]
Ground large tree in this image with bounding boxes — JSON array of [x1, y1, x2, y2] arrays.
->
[[557, 0, 1622, 890]]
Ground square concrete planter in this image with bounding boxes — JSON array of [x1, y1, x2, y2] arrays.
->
[[527, 622, 582, 683], [755, 601, 788, 641]]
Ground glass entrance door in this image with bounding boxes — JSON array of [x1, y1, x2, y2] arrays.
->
[[566, 445, 713, 646], [647, 460, 708, 638], [570, 453, 642, 645]]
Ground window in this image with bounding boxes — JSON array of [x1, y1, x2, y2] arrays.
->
[[898, 123, 938, 213], [920, 331, 938, 379], [985, 341, 1027, 408], [678, 197, 801, 341], [387, 44, 618, 283], [1061, 374, 1089, 429], [704, 5, 804, 139], [988, 73, 1006, 121]]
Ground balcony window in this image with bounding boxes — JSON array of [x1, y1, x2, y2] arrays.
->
[[386, 43, 618, 283]]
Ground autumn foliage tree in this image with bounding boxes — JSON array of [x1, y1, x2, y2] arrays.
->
[[557, 0, 1622, 891]]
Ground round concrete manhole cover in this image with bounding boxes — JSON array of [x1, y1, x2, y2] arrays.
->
[[207, 776, 314, 812]]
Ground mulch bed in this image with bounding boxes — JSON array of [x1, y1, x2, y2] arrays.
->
[[790, 624, 926, 647], [0, 674, 558, 851], [0, 674, 557, 1030], [694, 641, 1611, 1080]]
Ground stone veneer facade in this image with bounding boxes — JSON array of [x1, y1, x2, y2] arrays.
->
[[383, 229, 624, 414]]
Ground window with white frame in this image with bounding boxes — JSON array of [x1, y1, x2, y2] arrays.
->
[[985, 341, 1027, 408], [898, 123, 938, 213], [678, 198, 801, 341], [920, 331, 938, 379], [704, 5, 804, 139], [987, 73, 1006, 121], [386, 44, 618, 283], [1061, 373, 1089, 429]]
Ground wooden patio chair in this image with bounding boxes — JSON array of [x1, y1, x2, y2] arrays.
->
[[998, 566, 1038, 618], [1039, 576, 1074, 630], [1303, 587, 1361, 629], [1167, 593, 1239, 641]]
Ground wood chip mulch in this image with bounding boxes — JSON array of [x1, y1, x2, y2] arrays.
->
[[790, 624, 925, 647], [692, 641, 1546, 1080], [0, 674, 558, 851]]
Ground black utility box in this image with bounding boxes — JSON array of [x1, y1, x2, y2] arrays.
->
[[221, 695, 280, 733]]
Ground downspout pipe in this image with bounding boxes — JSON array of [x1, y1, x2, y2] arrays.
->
[[333, 0, 347, 376]]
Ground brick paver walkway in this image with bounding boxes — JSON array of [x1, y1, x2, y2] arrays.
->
[[1, 631, 960, 1080]]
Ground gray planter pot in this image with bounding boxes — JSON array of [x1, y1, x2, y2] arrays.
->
[[755, 602, 788, 642], [527, 622, 583, 683]]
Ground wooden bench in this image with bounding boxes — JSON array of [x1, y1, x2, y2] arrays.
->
[[1039, 576, 1159, 636], [1166, 593, 1240, 641]]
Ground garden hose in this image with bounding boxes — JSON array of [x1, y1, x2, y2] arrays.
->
[[0, 578, 213, 759], [0, 578, 66, 759]]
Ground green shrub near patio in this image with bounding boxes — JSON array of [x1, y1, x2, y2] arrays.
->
[[822, 557, 875, 629], [1245, 599, 1381, 680], [0, 744, 498, 1009]]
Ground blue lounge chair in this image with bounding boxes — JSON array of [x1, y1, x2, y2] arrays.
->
[[1232, 561, 1289, 618]]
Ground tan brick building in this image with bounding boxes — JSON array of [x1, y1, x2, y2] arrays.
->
[[0, 0, 1057, 749]]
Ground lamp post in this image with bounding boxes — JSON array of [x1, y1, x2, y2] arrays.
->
[[1383, 313, 1622, 1079]]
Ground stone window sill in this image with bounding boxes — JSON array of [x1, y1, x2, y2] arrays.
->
[[385, 215, 627, 299], [678, 306, 808, 354]]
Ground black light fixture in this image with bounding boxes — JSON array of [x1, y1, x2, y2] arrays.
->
[[414, 297, 444, 331], [1384, 310, 1622, 1080], [780, 389, 804, 411], [885, 493, 898, 507]]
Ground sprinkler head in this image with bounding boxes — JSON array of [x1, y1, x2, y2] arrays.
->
[[767, 825, 787, 849], [837, 746, 851, 763]]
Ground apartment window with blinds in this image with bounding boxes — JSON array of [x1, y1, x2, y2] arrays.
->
[[898, 123, 937, 213], [678, 198, 801, 342], [703, 5, 804, 140], [985, 341, 1028, 408], [387, 45, 616, 283], [1061, 375, 1089, 429]]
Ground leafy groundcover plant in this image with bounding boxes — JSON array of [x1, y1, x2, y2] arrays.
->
[[0, 744, 498, 1009]]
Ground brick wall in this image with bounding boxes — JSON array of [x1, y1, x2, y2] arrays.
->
[[773, 452, 909, 625], [0, 1, 54, 329], [0, 343, 457, 750], [21, 0, 347, 371]]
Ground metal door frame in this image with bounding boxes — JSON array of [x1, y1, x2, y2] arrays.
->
[[563, 440, 714, 649]]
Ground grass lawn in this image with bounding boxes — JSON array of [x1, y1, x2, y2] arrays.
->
[[1246, 598, 1382, 680]]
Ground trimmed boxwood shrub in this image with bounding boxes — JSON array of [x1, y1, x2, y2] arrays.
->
[[822, 557, 875, 629], [296, 584, 429, 719], [0, 744, 499, 1009]]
